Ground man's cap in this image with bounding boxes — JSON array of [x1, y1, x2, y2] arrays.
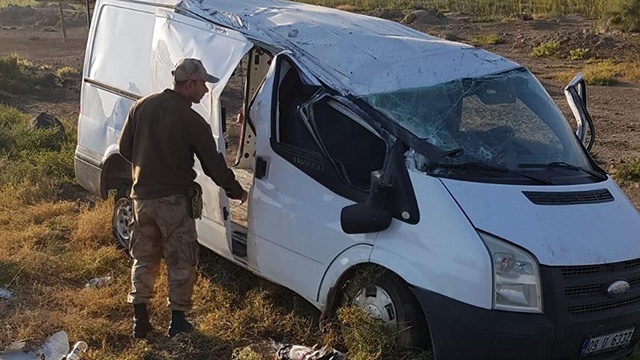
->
[[171, 58, 219, 83]]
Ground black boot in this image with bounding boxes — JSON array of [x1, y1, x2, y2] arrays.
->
[[168, 310, 194, 337], [133, 304, 154, 339]]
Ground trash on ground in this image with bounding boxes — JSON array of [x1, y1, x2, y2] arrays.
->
[[276, 344, 346, 360], [0, 340, 39, 360], [85, 276, 113, 288], [0, 288, 13, 300], [0, 331, 87, 360], [41, 331, 69, 360], [65, 341, 88, 360]]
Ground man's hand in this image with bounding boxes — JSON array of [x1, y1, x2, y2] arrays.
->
[[239, 190, 248, 204]]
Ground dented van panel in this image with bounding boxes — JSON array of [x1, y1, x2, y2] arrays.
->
[[177, 0, 519, 96]]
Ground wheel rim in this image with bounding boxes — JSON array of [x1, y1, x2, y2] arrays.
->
[[113, 198, 132, 247], [353, 285, 398, 331]]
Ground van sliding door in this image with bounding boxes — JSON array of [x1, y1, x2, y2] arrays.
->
[[151, 9, 253, 258]]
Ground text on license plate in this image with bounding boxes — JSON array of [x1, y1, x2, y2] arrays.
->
[[581, 327, 635, 356]]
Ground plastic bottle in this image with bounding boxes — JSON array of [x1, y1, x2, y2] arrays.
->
[[66, 341, 88, 360]]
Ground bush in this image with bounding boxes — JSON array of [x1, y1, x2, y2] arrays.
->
[[0, 54, 36, 93], [615, 158, 640, 182], [530, 41, 560, 58], [569, 48, 590, 60], [0, 105, 75, 201], [56, 66, 80, 79], [607, 0, 640, 32]]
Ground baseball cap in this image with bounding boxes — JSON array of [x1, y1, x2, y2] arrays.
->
[[171, 58, 219, 83]]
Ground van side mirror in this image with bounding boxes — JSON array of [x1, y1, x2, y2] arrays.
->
[[564, 73, 595, 151], [340, 171, 392, 234]]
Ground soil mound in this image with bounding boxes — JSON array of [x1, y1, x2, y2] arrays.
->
[[0, 5, 86, 28]]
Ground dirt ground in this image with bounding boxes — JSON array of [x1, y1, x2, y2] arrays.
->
[[0, 12, 638, 207]]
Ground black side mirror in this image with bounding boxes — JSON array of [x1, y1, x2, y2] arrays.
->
[[340, 171, 392, 234]]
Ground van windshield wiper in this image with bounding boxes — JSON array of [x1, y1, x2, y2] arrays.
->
[[430, 161, 553, 185], [518, 162, 607, 181]]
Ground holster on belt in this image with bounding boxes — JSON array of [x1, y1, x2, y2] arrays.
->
[[187, 182, 203, 219]]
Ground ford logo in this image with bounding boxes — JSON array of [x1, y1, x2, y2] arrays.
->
[[606, 280, 630, 298]]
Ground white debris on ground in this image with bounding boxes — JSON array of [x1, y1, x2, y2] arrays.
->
[[0, 288, 12, 300], [0, 331, 89, 360], [84, 276, 113, 289], [275, 343, 346, 360]]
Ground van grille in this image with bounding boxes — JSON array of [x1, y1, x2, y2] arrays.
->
[[523, 189, 613, 205], [568, 296, 640, 315], [564, 276, 640, 296], [559, 258, 640, 317]]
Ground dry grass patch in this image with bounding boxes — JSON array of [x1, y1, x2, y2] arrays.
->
[[470, 33, 506, 46], [56, 65, 80, 79], [73, 199, 114, 249], [336, 3, 360, 11], [554, 59, 640, 85]]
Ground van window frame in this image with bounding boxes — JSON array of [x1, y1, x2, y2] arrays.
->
[[268, 56, 387, 203]]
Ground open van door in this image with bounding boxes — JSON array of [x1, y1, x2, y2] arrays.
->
[[151, 9, 253, 258]]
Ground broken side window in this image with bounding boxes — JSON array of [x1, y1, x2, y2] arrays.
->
[[272, 59, 386, 200]]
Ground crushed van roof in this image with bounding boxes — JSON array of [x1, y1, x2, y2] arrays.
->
[[177, 0, 520, 96]]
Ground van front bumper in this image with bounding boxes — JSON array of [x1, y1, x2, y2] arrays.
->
[[411, 263, 640, 359]]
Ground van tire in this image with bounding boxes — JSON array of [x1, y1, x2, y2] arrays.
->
[[111, 186, 132, 254], [342, 268, 431, 350]]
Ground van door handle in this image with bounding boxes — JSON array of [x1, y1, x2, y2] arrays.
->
[[255, 156, 268, 179]]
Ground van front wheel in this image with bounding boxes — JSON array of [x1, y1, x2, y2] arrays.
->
[[111, 186, 132, 253], [342, 269, 431, 349]]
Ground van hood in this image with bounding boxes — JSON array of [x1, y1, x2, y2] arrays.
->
[[177, 0, 518, 96], [441, 178, 640, 266]]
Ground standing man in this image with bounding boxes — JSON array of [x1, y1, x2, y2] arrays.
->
[[118, 58, 248, 338]]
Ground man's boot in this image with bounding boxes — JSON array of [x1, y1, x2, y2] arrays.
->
[[133, 304, 154, 338], [168, 310, 194, 337]]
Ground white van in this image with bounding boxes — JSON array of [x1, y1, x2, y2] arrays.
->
[[75, 0, 640, 358]]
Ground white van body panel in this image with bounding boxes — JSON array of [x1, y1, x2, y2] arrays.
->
[[150, 9, 253, 257], [78, 0, 154, 160], [178, 0, 519, 96], [371, 171, 494, 309], [442, 178, 640, 266], [247, 54, 378, 303]]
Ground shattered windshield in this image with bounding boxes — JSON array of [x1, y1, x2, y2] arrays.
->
[[362, 68, 597, 183]]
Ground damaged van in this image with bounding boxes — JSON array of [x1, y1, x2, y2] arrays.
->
[[74, 0, 640, 358]]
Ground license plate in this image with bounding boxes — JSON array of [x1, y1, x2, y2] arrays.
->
[[581, 327, 635, 356]]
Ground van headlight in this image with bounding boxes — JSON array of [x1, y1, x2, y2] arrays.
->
[[479, 231, 543, 313]]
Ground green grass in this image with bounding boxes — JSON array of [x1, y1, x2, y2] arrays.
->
[[615, 157, 640, 182], [530, 41, 561, 58], [0, 54, 39, 94], [568, 48, 590, 60]]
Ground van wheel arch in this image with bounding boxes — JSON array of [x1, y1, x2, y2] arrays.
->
[[326, 264, 432, 350]]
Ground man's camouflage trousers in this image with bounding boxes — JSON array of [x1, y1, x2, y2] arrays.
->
[[127, 194, 198, 311]]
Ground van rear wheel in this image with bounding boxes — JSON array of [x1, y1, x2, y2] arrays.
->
[[342, 269, 431, 349], [111, 186, 132, 253]]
